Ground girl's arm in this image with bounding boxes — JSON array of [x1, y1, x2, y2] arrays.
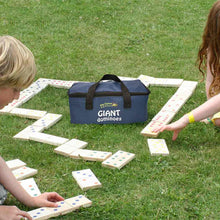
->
[[154, 93, 220, 140], [190, 92, 220, 121]]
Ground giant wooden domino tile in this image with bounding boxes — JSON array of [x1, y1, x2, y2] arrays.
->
[[27, 195, 92, 220], [54, 139, 88, 157], [64, 195, 92, 208], [168, 92, 189, 103], [174, 81, 197, 99], [168, 93, 192, 108], [151, 110, 176, 124], [35, 78, 51, 85], [1, 79, 48, 114], [70, 149, 112, 162], [72, 169, 102, 191], [6, 159, 26, 170], [138, 74, 183, 87], [12, 166, 38, 180], [28, 79, 49, 95], [48, 79, 76, 89], [18, 178, 41, 197], [180, 80, 198, 91], [118, 76, 137, 81], [147, 139, 169, 156], [175, 85, 195, 97], [150, 78, 183, 87], [142, 86, 190, 132], [29, 132, 69, 146], [26, 207, 55, 220], [32, 113, 62, 129], [141, 79, 198, 137], [161, 78, 184, 87], [20, 87, 36, 96], [18, 91, 36, 104], [102, 150, 135, 170], [0, 105, 13, 114], [163, 92, 189, 109], [143, 98, 186, 136], [138, 74, 152, 87], [20, 88, 36, 98], [13, 125, 45, 140], [160, 98, 186, 113], [1, 89, 36, 114], [47, 200, 76, 217], [138, 74, 155, 83], [141, 120, 165, 137], [0, 99, 22, 113], [10, 108, 47, 119]]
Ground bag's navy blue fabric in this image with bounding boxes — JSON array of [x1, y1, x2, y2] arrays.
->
[[68, 78, 150, 124]]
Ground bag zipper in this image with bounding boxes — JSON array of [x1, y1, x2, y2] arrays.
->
[[68, 91, 150, 97]]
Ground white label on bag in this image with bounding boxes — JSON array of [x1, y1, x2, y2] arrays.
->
[[98, 110, 120, 117], [97, 110, 122, 122]]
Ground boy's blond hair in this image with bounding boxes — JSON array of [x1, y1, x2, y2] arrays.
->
[[0, 35, 36, 89]]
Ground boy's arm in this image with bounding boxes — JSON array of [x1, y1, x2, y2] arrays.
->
[[0, 156, 64, 208], [0, 156, 36, 206], [0, 206, 32, 220]]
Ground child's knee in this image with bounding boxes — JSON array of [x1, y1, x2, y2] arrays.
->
[[214, 118, 220, 127], [0, 184, 7, 205]]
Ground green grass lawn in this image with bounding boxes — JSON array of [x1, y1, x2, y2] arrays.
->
[[1, 0, 220, 219]]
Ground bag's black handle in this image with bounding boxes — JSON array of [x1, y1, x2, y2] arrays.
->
[[86, 74, 131, 110]]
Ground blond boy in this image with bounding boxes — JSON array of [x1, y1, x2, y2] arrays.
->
[[0, 36, 64, 220]]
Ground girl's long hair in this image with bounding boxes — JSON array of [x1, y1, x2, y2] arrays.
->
[[198, 0, 220, 97]]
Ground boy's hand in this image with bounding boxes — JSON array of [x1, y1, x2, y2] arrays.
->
[[32, 192, 64, 208], [0, 206, 31, 220]]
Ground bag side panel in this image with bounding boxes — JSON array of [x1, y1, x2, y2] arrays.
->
[[69, 95, 149, 124]]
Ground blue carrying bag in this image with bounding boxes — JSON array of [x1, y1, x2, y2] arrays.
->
[[68, 74, 150, 124]]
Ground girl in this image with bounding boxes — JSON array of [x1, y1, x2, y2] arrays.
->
[[154, 1, 220, 140]]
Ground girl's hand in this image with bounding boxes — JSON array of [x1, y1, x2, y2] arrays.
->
[[31, 192, 64, 208], [0, 206, 31, 220], [153, 115, 189, 140]]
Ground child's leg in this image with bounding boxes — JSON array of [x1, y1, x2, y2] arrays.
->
[[200, 112, 220, 126], [211, 112, 220, 127], [200, 118, 211, 124], [0, 184, 7, 205]]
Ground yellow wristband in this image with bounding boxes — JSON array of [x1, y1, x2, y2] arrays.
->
[[188, 112, 195, 123], [212, 119, 216, 125]]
